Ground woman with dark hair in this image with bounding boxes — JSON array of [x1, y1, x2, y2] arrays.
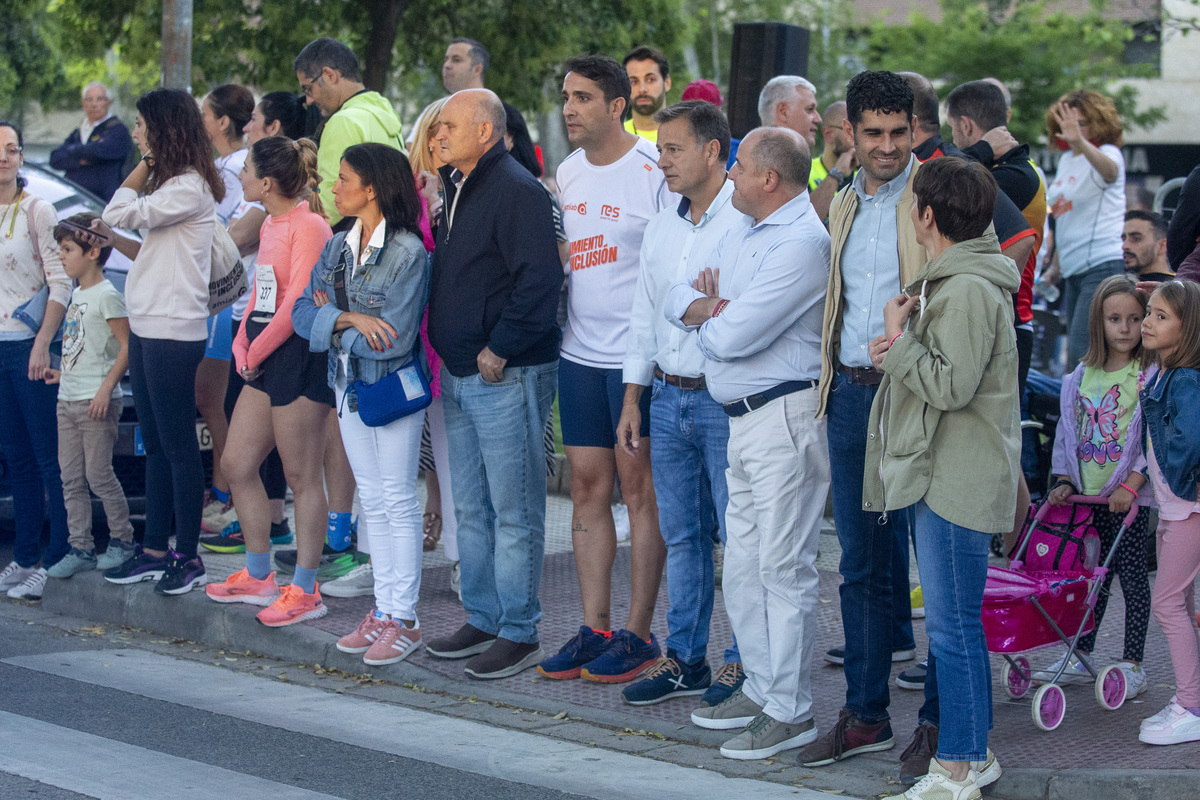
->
[[0, 120, 71, 600], [293, 143, 431, 665], [97, 88, 225, 595], [203, 91, 309, 551], [197, 84, 256, 536], [206, 137, 333, 625], [1045, 89, 1127, 366], [244, 92, 306, 142]]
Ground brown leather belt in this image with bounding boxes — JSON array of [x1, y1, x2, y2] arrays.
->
[[838, 365, 882, 386], [655, 368, 707, 391]]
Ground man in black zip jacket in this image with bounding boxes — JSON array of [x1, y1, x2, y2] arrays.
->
[[425, 88, 563, 681]]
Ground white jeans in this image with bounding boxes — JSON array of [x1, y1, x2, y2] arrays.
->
[[336, 381, 424, 620], [723, 388, 829, 724], [426, 398, 459, 562]]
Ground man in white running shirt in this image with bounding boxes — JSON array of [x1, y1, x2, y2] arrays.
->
[[536, 55, 674, 685]]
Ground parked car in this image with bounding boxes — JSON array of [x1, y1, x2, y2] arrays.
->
[[0, 163, 213, 532]]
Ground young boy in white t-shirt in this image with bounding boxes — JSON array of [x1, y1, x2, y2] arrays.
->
[[45, 212, 136, 578]]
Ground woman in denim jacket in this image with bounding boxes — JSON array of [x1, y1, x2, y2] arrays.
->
[[1137, 279, 1200, 745], [293, 143, 431, 666]]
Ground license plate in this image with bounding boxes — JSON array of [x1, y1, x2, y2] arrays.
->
[[133, 423, 213, 455]]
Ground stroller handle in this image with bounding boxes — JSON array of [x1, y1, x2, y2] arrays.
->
[[1035, 494, 1139, 530]]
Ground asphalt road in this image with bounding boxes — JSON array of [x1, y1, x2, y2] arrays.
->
[[0, 600, 591, 800]]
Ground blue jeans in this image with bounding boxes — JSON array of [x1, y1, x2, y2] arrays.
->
[[441, 361, 557, 644], [649, 379, 739, 665], [826, 373, 915, 723], [128, 335, 205, 556], [0, 339, 68, 568], [913, 501, 992, 761]]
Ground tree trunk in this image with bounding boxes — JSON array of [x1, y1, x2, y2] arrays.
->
[[361, 0, 411, 93]]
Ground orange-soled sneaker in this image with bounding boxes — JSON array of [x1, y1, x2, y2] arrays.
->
[[337, 609, 391, 654], [256, 584, 328, 627], [363, 619, 422, 666], [204, 568, 280, 606]]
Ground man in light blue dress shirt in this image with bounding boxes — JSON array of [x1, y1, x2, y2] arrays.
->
[[616, 101, 745, 709], [667, 126, 831, 761]]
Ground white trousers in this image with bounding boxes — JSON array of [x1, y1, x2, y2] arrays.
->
[[336, 382, 424, 620], [425, 398, 459, 562], [723, 388, 829, 724]]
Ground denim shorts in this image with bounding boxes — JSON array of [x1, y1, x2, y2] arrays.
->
[[558, 357, 649, 448]]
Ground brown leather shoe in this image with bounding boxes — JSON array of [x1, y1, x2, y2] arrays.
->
[[899, 721, 940, 785], [798, 707, 895, 767]]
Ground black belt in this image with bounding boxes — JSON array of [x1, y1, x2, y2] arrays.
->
[[838, 365, 882, 386], [655, 368, 707, 391], [722, 380, 815, 418]]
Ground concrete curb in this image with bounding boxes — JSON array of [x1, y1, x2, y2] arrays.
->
[[41, 572, 1199, 800]]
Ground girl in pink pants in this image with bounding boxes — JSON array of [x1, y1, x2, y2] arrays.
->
[[1138, 280, 1200, 745]]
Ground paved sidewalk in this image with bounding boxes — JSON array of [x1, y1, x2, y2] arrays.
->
[[35, 487, 1200, 800]]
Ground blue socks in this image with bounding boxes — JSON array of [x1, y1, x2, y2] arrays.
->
[[293, 567, 318, 595], [327, 511, 352, 551], [246, 550, 271, 580], [212, 486, 230, 503]]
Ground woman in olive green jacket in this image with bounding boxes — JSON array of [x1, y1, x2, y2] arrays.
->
[[864, 158, 1020, 800]]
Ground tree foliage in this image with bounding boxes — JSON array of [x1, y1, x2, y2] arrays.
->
[[1, 0, 69, 118], [864, 0, 1166, 143]]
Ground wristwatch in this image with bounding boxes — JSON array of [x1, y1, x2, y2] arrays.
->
[[828, 168, 850, 189]]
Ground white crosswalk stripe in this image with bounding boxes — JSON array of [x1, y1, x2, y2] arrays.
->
[[5, 649, 831, 800], [0, 710, 344, 800]]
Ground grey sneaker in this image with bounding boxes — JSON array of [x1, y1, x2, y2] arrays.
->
[[321, 561, 374, 597], [719, 712, 818, 760], [97, 540, 137, 571], [691, 686, 763, 730], [450, 561, 461, 602], [46, 548, 97, 578], [0, 561, 36, 592]]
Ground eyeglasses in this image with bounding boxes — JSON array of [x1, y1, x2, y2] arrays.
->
[[299, 75, 322, 98], [1, 146, 22, 158]]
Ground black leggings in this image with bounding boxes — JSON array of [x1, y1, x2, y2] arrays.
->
[[129, 334, 205, 556], [1078, 505, 1152, 662]]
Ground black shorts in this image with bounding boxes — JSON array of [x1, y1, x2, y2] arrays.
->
[[1016, 325, 1034, 399], [243, 317, 334, 408]]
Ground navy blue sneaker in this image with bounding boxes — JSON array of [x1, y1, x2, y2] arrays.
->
[[154, 551, 207, 595], [103, 545, 169, 585], [536, 625, 611, 680], [581, 629, 661, 684], [621, 652, 711, 705], [700, 661, 746, 707]]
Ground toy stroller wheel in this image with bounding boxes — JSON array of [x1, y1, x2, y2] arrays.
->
[[1002, 657, 1032, 699], [1033, 683, 1066, 731], [1096, 664, 1127, 710]]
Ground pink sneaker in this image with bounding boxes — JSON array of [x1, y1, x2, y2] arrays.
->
[[363, 619, 422, 666], [337, 609, 391, 654], [256, 584, 328, 627], [205, 568, 280, 606]]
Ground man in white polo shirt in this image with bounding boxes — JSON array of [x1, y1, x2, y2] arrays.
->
[[537, 54, 674, 685], [616, 100, 746, 709]]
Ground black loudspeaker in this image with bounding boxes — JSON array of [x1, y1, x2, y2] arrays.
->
[[727, 22, 811, 139]]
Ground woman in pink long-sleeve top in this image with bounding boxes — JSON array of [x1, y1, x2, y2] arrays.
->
[[205, 136, 335, 626]]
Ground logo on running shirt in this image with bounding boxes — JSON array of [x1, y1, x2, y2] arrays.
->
[[600, 204, 620, 220], [563, 202, 588, 215], [568, 235, 618, 271]]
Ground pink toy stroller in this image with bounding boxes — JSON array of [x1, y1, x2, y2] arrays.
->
[[981, 495, 1139, 731]]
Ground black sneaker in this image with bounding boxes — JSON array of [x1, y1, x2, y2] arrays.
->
[[273, 546, 365, 581], [464, 638, 542, 680], [621, 653, 711, 705], [154, 552, 207, 595], [426, 623, 498, 659], [104, 545, 169, 585], [896, 660, 928, 690]]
